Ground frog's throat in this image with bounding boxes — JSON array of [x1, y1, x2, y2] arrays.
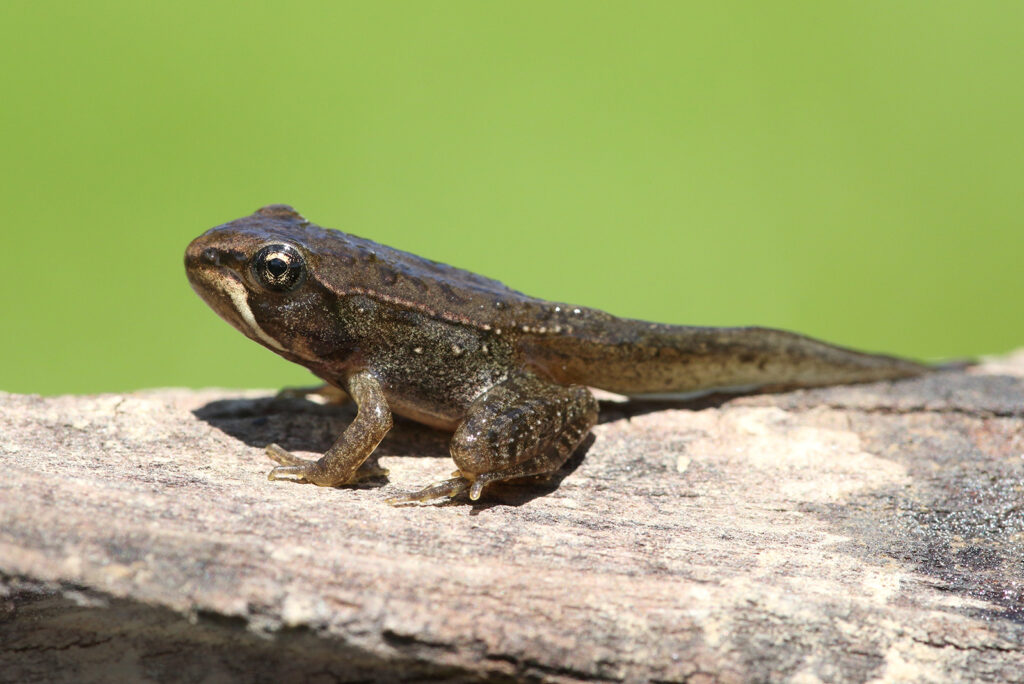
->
[[217, 277, 286, 352]]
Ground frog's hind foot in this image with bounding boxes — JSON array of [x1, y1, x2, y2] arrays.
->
[[385, 477, 470, 505]]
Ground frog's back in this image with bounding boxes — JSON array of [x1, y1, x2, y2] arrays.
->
[[224, 206, 928, 395], [219, 205, 543, 327]]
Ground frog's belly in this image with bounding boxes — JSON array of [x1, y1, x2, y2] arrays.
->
[[310, 362, 475, 431], [374, 362, 504, 432], [386, 395, 463, 432]]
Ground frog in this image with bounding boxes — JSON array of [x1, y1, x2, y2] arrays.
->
[[185, 205, 929, 503]]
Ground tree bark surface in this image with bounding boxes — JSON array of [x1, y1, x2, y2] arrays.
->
[[2, 352, 1023, 682]]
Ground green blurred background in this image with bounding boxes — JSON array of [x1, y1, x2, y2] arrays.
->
[[2, 2, 1021, 395]]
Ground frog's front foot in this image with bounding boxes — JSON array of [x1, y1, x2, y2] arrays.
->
[[265, 443, 388, 486], [385, 477, 471, 505]]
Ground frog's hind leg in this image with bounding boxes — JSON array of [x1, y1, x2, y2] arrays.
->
[[387, 374, 597, 505], [454, 373, 598, 500], [415, 373, 595, 502]]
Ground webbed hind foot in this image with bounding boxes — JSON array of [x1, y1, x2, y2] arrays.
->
[[385, 477, 470, 505]]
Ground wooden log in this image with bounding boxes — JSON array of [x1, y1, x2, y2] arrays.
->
[[2, 351, 1023, 682]]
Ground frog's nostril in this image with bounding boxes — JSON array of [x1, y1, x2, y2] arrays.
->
[[201, 247, 220, 265]]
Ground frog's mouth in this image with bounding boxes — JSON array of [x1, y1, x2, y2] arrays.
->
[[185, 244, 286, 352]]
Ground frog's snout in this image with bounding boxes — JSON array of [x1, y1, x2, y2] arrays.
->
[[185, 235, 218, 269], [185, 243, 221, 269], [185, 232, 247, 274], [185, 235, 242, 301], [185, 236, 205, 269]]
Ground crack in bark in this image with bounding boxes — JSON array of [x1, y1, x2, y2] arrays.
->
[[2, 635, 114, 654], [910, 635, 1022, 654]]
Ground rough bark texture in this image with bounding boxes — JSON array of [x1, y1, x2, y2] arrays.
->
[[2, 351, 1023, 683]]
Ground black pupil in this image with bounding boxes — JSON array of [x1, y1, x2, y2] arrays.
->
[[266, 257, 289, 278]]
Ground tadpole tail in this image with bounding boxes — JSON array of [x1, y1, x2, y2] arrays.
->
[[523, 320, 930, 396]]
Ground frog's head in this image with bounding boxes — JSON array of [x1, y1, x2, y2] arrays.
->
[[185, 205, 348, 364]]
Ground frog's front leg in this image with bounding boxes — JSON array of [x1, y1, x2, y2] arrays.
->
[[389, 372, 598, 503], [266, 370, 393, 486]]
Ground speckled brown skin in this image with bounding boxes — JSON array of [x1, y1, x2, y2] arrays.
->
[[185, 205, 929, 502]]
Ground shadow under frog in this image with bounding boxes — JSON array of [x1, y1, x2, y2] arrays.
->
[[192, 392, 594, 507]]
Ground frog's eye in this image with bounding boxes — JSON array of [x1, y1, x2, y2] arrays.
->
[[251, 243, 306, 292]]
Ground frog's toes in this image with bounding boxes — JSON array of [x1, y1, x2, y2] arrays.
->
[[385, 477, 470, 506], [267, 465, 311, 483], [264, 444, 320, 484], [265, 443, 310, 467], [265, 444, 388, 486], [467, 473, 506, 501]]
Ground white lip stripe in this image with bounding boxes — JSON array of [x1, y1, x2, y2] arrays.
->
[[219, 278, 285, 351]]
